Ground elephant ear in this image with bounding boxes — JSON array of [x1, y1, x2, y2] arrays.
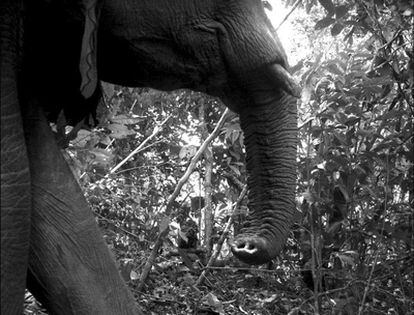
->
[[79, 0, 100, 99]]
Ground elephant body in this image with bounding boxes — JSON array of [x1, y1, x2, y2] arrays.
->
[[1, 0, 299, 313]]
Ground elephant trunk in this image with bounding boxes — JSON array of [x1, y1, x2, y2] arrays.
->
[[231, 64, 298, 265]]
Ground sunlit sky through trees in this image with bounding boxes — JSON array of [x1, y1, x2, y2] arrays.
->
[[266, 0, 307, 65]]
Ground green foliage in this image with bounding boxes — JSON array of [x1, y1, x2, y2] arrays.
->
[[65, 84, 245, 260], [288, 0, 413, 313]]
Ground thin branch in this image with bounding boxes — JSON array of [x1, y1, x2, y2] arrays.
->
[[95, 212, 142, 241], [276, 0, 301, 31], [110, 140, 165, 175], [358, 154, 391, 315], [109, 115, 171, 174], [165, 108, 230, 214], [137, 108, 230, 292], [195, 185, 247, 287], [137, 221, 170, 292]]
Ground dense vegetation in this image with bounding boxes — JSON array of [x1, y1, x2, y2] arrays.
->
[[26, 0, 412, 314]]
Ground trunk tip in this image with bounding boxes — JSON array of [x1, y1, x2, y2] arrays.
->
[[230, 235, 274, 265]]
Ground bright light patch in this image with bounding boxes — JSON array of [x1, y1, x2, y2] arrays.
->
[[265, 0, 304, 65]]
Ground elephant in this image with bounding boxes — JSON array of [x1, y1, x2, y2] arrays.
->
[[1, 0, 299, 313]]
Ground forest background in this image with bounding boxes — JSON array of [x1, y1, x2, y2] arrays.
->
[[26, 0, 413, 314]]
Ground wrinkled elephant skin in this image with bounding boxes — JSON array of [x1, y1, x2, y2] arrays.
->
[[1, 2, 32, 313], [1, 0, 299, 313]]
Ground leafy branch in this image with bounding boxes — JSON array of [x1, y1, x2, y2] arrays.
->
[[137, 108, 230, 292]]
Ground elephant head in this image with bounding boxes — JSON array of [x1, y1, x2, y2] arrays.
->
[[96, 0, 300, 264], [28, 0, 299, 265], [25, 0, 299, 265], [2, 0, 299, 313]]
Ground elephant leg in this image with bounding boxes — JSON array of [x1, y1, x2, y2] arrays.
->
[[22, 103, 141, 314], [1, 1, 32, 313]]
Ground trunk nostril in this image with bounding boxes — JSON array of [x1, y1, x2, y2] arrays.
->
[[234, 241, 256, 251], [231, 236, 272, 264]]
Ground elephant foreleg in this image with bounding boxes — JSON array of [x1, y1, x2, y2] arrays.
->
[[22, 103, 141, 315], [1, 0, 32, 313]]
